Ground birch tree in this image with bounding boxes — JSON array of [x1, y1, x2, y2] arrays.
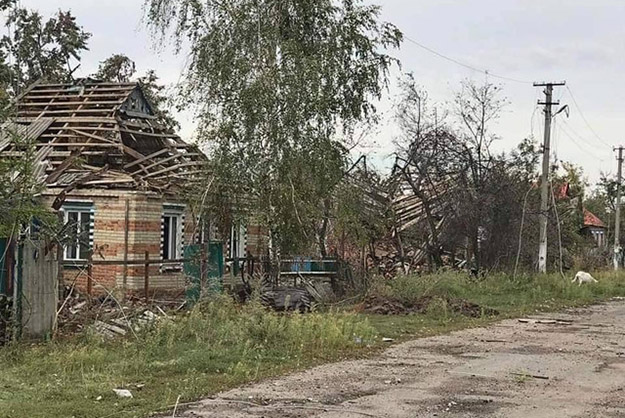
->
[[144, 0, 402, 255]]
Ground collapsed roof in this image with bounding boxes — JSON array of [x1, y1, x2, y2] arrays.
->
[[1, 79, 206, 194]]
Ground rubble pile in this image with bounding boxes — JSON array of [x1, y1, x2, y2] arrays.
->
[[56, 286, 183, 338]]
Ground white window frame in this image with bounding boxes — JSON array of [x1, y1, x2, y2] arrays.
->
[[162, 212, 183, 261], [229, 222, 247, 259], [62, 206, 93, 262]]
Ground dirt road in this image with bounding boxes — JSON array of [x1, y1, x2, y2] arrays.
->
[[176, 302, 625, 417]]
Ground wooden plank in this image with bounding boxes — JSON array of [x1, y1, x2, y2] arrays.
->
[[26, 86, 135, 94], [121, 144, 151, 161], [142, 162, 205, 178], [132, 153, 184, 174], [91, 258, 194, 266], [19, 100, 124, 107], [19, 109, 118, 115], [87, 251, 93, 296], [45, 149, 84, 184], [22, 93, 132, 100], [35, 142, 119, 147], [144, 251, 149, 303], [19, 240, 58, 340], [123, 148, 170, 169], [40, 134, 110, 140], [123, 199, 130, 294], [67, 128, 120, 145], [82, 178, 134, 185], [18, 117, 116, 124], [119, 128, 176, 139], [43, 126, 119, 133]]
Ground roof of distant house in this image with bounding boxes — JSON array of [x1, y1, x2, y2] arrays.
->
[[554, 182, 570, 200], [583, 208, 606, 229]]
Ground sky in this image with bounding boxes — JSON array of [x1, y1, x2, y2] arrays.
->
[[18, 0, 625, 184]]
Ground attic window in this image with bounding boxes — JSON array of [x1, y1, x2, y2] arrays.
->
[[130, 97, 138, 110]]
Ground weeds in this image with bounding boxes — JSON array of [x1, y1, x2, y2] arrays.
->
[[0, 295, 374, 418], [369, 270, 625, 317], [1, 271, 624, 418]]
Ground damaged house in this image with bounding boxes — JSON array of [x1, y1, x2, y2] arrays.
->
[[2, 79, 207, 293]]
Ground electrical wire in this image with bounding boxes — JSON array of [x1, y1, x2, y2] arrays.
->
[[565, 85, 613, 148], [557, 121, 605, 162], [402, 35, 533, 85], [559, 117, 610, 157]]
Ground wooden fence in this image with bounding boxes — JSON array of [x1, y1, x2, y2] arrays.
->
[[87, 251, 208, 301], [19, 240, 58, 340]]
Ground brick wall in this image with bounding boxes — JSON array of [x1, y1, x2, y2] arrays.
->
[[46, 189, 195, 293], [245, 219, 269, 258]]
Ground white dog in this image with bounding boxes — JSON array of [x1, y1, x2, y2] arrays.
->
[[572, 271, 598, 286]]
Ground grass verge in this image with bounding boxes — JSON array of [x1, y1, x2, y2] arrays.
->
[[1, 271, 624, 417]]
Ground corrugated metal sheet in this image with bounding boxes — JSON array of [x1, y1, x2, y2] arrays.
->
[[0, 117, 54, 151]]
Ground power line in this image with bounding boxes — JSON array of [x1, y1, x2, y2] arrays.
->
[[402, 34, 533, 85], [558, 121, 605, 161], [565, 85, 612, 148], [560, 117, 609, 154]]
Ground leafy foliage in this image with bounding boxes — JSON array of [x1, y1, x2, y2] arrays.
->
[[0, 129, 53, 237], [145, 0, 402, 255], [94, 53, 135, 82], [0, 8, 91, 94]]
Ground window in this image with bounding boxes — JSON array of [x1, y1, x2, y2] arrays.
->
[[229, 223, 247, 259], [162, 212, 183, 260], [63, 207, 92, 261]]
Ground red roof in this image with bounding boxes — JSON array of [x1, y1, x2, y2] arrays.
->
[[555, 183, 570, 200], [583, 209, 606, 228]]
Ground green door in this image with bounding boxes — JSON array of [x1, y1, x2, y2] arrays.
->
[[184, 242, 224, 303]]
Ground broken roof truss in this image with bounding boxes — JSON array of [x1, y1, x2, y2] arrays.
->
[[1, 79, 206, 193]]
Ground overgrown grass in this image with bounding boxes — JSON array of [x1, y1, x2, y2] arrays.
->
[[0, 296, 375, 418], [1, 271, 624, 418], [366, 270, 625, 339]]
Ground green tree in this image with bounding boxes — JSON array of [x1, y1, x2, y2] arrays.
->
[[0, 8, 91, 95], [94, 53, 136, 82], [145, 0, 402, 255]]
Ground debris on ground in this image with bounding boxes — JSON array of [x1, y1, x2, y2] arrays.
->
[[261, 287, 313, 312], [362, 294, 498, 317], [518, 318, 573, 325], [510, 371, 550, 380], [113, 388, 133, 398], [56, 286, 181, 338]]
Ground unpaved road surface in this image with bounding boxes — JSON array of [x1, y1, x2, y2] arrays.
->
[[177, 302, 625, 417]]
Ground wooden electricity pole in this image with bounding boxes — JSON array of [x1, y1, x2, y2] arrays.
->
[[614, 146, 624, 270], [534, 81, 566, 273]]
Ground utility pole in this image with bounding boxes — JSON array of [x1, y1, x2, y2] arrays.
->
[[614, 146, 624, 270], [534, 81, 566, 273]]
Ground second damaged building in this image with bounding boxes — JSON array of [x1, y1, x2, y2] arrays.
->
[[6, 79, 207, 292]]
